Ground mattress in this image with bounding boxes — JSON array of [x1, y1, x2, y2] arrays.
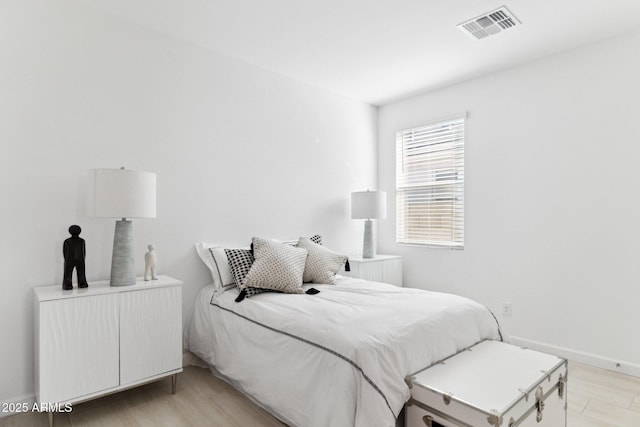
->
[[184, 276, 501, 427]]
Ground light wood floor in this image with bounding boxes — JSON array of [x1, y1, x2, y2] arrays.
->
[[568, 363, 640, 426], [2, 362, 639, 426]]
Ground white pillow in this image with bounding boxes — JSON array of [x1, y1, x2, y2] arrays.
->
[[194, 242, 240, 292]]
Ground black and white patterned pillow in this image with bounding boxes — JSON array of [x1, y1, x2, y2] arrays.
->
[[243, 237, 308, 294], [282, 234, 322, 247], [297, 237, 348, 285], [225, 248, 274, 300], [224, 248, 254, 287]]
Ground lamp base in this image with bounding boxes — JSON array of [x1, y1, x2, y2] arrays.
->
[[110, 220, 136, 286], [362, 219, 376, 259]]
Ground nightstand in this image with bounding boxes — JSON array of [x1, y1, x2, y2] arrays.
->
[[343, 255, 403, 286], [34, 275, 183, 427]]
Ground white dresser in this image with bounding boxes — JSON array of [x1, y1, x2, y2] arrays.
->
[[34, 275, 183, 424], [343, 255, 403, 286]]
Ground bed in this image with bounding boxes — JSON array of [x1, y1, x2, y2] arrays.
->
[[185, 274, 502, 427]]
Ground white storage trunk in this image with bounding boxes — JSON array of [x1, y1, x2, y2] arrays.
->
[[406, 340, 567, 427]]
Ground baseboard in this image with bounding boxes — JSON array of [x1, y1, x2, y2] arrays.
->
[[508, 336, 640, 378], [0, 393, 36, 418]]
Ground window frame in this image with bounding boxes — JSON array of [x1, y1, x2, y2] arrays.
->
[[395, 113, 466, 249]]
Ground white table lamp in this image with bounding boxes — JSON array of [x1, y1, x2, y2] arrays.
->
[[351, 190, 387, 258], [88, 168, 156, 286]]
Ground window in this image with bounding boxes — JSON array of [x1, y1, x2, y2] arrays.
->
[[396, 114, 465, 248]]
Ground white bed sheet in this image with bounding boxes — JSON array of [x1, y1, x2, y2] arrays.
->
[[185, 276, 501, 427]]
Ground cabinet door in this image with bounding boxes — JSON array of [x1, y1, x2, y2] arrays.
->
[[357, 261, 384, 283], [119, 286, 182, 385], [382, 258, 403, 287], [39, 294, 119, 403], [347, 259, 403, 286]]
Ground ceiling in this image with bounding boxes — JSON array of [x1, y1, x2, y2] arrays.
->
[[81, 0, 640, 106]]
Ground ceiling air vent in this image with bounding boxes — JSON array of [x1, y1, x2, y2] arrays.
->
[[458, 6, 521, 40]]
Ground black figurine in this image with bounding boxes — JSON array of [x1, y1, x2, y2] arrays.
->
[[62, 225, 89, 290]]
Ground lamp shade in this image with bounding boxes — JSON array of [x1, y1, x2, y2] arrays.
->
[[88, 168, 156, 218], [351, 190, 387, 220]]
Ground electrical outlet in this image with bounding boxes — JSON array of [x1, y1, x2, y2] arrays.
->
[[502, 302, 512, 317]]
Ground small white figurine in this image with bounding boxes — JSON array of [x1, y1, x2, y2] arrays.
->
[[144, 244, 158, 281]]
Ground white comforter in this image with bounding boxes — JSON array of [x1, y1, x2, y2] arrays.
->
[[185, 276, 501, 427]]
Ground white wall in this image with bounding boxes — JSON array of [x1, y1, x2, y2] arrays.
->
[[378, 29, 640, 372], [0, 0, 377, 403]]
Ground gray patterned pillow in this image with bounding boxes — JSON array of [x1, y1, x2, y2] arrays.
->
[[243, 237, 308, 294], [297, 237, 348, 285]]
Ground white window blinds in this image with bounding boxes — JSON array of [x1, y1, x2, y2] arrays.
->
[[396, 115, 465, 248]]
